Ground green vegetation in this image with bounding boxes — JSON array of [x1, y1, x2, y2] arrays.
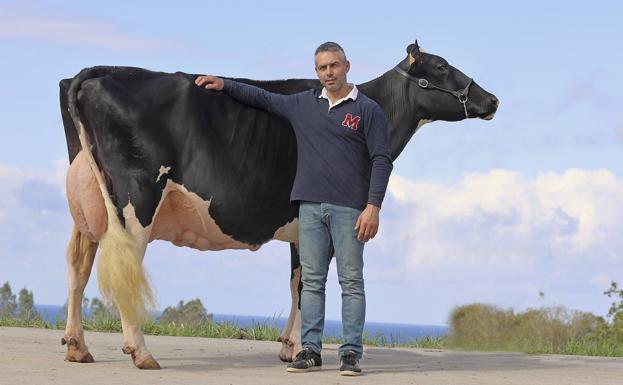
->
[[445, 303, 623, 356], [159, 299, 213, 325], [443, 282, 623, 356], [0, 282, 40, 320], [3, 279, 623, 355], [0, 281, 439, 347]]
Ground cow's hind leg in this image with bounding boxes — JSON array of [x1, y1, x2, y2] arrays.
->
[[279, 243, 303, 362], [97, 208, 159, 369], [63, 225, 97, 363]]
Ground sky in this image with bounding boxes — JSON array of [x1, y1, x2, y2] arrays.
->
[[1, 0, 622, 326]]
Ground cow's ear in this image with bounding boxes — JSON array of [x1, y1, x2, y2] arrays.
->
[[407, 40, 420, 66], [406, 40, 421, 55]]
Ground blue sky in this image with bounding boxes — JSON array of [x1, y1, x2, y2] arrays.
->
[[1, 1, 622, 325]]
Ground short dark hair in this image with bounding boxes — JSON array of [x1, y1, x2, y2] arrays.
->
[[314, 42, 347, 61]]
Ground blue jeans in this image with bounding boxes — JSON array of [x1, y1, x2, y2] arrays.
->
[[298, 202, 365, 358]]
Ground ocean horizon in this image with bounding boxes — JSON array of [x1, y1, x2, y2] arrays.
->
[[36, 304, 448, 343]]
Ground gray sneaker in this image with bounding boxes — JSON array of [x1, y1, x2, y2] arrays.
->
[[339, 350, 362, 376], [286, 347, 322, 372]]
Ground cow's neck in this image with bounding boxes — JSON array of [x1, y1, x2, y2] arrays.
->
[[358, 60, 427, 160]]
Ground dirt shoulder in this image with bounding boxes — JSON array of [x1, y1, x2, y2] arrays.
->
[[1, 327, 621, 385]]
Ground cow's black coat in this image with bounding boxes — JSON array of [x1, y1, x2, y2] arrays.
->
[[60, 45, 498, 247]]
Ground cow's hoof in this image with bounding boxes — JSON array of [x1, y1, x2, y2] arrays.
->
[[123, 346, 161, 370], [278, 341, 294, 362], [62, 337, 95, 363], [135, 356, 161, 370], [65, 351, 95, 363], [279, 345, 292, 362]]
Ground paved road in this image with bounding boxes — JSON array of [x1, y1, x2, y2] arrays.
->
[[1, 327, 621, 385]]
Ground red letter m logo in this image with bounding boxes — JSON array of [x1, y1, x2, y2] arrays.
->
[[341, 113, 361, 130]]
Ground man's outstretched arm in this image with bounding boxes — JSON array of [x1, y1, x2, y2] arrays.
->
[[195, 75, 296, 119]]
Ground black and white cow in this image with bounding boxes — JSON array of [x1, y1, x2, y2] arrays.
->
[[59, 41, 498, 369]]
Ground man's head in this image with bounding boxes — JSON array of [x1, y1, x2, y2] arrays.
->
[[314, 42, 350, 93]]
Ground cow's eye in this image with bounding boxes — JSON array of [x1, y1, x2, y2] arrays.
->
[[437, 64, 447, 72]]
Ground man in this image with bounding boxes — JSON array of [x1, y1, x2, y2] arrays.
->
[[195, 42, 392, 376]]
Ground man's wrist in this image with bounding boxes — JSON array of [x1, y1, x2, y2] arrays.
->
[[366, 203, 380, 212], [221, 78, 232, 91], [367, 196, 383, 209]]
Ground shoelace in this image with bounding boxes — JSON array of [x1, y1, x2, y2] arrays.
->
[[342, 353, 358, 365], [297, 348, 314, 361]]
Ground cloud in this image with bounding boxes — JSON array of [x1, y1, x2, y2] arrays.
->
[[379, 169, 623, 271], [0, 5, 177, 52], [0, 160, 70, 248], [356, 169, 623, 320], [2, 161, 622, 322]]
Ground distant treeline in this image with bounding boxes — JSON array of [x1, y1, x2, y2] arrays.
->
[[0, 281, 212, 326], [0, 282, 39, 320], [2, 280, 623, 355]]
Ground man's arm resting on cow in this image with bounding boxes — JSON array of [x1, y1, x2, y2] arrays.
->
[[195, 75, 225, 91], [195, 75, 294, 119]]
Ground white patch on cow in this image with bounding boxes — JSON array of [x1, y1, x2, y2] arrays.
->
[[147, 180, 261, 252], [273, 219, 299, 243], [156, 165, 171, 182], [417, 119, 432, 130], [122, 202, 153, 257]]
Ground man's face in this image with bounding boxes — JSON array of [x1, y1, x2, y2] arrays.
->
[[314, 50, 350, 93]]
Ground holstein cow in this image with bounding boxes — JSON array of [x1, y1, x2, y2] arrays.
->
[[59, 41, 498, 369]]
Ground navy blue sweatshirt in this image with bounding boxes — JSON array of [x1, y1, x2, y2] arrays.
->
[[223, 79, 393, 209]]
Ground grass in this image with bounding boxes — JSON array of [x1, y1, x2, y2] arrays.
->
[[5, 303, 623, 356], [0, 316, 54, 329], [442, 303, 623, 357], [0, 314, 442, 348]]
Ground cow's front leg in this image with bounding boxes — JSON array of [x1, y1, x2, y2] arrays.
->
[[279, 243, 303, 362], [63, 225, 97, 363], [285, 309, 303, 360]]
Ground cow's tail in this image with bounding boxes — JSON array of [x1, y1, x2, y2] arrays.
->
[[67, 67, 155, 324]]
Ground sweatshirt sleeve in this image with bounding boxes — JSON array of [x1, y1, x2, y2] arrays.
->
[[364, 103, 393, 208], [222, 78, 296, 119]]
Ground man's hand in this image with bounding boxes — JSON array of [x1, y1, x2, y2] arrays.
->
[[195, 75, 224, 90], [354, 204, 380, 243]]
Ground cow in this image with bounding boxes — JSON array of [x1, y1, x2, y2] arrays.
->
[[59, 41, 498, 369]]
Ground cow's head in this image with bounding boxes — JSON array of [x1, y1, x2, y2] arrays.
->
[[398, 40, 498, 122]]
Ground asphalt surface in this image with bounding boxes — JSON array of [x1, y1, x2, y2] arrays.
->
[[1, 327, 621, 385]]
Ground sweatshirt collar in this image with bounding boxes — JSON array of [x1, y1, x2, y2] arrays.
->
[[319, 84, 358, 110]]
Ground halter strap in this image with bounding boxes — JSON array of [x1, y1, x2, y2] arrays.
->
[[394, 66, 473, 118]]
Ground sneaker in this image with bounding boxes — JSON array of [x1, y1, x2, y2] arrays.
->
[[286, 347, 322, 373], [339, 350, 362, 376]]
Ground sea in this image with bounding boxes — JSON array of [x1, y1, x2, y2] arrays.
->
[[36, 304, 448, 343]]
